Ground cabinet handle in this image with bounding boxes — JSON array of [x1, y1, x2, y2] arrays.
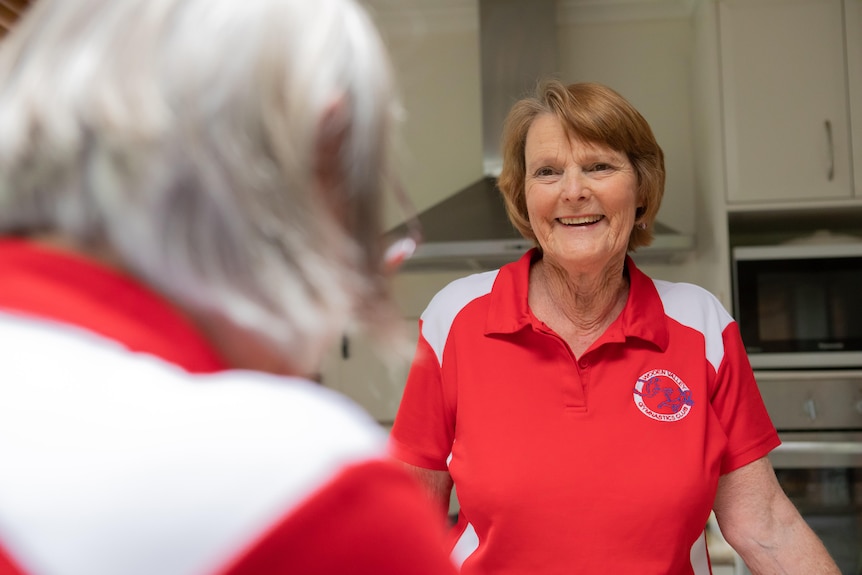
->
[[825, 120, 834, 181]]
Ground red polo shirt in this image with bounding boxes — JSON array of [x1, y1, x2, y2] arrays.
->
[[390, 249, 779, 575]]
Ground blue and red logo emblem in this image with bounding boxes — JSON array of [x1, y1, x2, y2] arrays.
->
[[632, 369, 694, 422]]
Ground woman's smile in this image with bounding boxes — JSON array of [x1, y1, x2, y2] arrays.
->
[[557, 215, 604, 226]]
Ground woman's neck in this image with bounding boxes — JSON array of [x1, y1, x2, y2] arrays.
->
[[529, 256, 630, 354]]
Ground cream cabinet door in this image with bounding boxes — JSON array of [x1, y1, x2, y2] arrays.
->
[[719, 0, 853, 203], [319, 322, 418, 424]]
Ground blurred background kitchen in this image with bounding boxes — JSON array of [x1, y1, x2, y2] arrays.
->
[[3, 1, 860, 573]]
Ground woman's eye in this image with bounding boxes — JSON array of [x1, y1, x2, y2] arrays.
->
[[535, 167, 555, 177], [588, 163, 612, 172]]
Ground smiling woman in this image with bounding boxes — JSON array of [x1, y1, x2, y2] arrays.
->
[[389, 79, 842, 575]]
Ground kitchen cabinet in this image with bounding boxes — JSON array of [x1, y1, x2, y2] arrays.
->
[[719, 0, 854, 204], [319, 270, 467, 424], [319, 323, 417, 424]]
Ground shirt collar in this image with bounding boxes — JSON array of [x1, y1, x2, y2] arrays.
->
[[0, 238, 228, 373], [485, 248, 669, 351]]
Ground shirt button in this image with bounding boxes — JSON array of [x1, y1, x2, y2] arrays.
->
[[579, 359, 589, 369]]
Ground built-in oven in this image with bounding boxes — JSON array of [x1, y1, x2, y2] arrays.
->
[[732, 370, 862, 575]]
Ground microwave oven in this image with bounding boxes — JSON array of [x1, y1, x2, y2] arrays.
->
[[732, 242, 862, 369]]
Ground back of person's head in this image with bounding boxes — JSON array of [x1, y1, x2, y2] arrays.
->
[[498, 79, 665, 252], [0, 0, 403, 374]]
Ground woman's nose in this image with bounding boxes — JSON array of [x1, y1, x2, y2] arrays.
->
[[560, 170, 591, 201]]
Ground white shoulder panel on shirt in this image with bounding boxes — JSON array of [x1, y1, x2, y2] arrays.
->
[[420, 269, 498, 365], [0, 313, 386, 575], [652, 279, 734, 374]]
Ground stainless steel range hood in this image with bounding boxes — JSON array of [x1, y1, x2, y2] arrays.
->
[[392, 0, 694, 272]]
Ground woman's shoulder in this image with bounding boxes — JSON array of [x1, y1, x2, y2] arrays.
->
[[0, 318, 391, 575], [651, 277, 720, 302], [423, 268, 500, 318], [650, 277, 735, 330]]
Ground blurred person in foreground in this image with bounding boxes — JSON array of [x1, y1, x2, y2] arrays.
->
[[389, 80, 840, 574], [0, 0, 457, 574]]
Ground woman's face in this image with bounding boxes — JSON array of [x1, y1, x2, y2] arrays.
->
[[524, 113, 639, 272]]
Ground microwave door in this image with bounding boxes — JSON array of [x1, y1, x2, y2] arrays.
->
[[733, 243, 862, 370]]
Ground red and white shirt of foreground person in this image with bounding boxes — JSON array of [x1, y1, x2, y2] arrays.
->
[[0, 239, 457, 575]]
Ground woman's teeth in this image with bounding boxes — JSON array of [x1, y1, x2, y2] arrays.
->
[[558, 215, 602, 226]]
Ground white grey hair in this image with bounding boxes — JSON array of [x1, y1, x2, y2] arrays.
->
[[0, 0, 403, 373]]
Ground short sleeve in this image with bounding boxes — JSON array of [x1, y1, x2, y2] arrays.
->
[[389, 318, 456, 471], [711, 321, 781, 474]]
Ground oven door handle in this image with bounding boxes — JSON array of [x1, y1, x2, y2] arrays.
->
[[771, 441, 862, 468]]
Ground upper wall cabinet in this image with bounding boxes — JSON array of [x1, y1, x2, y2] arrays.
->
[[719, 0, 855, 204]]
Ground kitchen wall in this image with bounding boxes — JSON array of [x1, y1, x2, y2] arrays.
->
[[362, 0, 484, 228]]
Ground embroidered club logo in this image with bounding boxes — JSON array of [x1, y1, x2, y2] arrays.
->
[[633, 369, 694, 422]]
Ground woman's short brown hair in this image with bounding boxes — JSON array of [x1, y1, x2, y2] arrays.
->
[[497, 80, 665, 252]]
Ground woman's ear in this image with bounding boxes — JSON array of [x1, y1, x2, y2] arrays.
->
[[314, 97, 350, 221]]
